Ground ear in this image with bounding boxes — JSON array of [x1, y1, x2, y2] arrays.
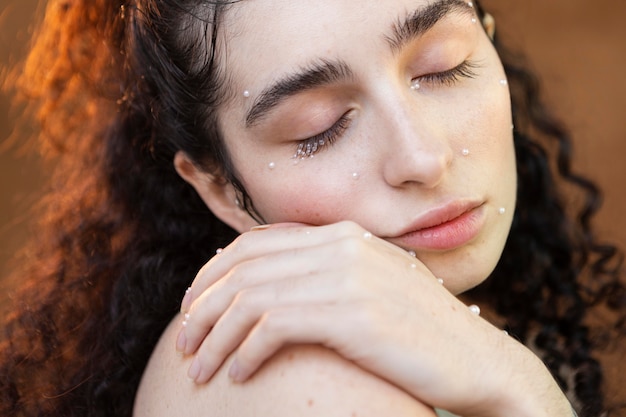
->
[[174, 151, 259, 233], [482, 12, 496, 41]]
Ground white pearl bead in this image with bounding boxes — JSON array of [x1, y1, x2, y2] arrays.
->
[[468, 304, 481, 315]]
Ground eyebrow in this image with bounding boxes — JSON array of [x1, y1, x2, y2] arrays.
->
[[244, 0, 474, 128], [245, 59, 353, 127], [387, 0, 475, 52]]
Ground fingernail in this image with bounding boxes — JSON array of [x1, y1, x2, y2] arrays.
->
[[188, 357, 201, 382], [228, 359, 243, 382], [181, 287, 192, 313], [176, 329, 187, 353], [250, 224, 271, 231]]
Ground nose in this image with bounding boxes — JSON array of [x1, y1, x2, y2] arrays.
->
[[380, 100, 453, 189]]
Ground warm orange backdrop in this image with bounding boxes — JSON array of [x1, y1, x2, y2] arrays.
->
[[1, 0, 625, 282]]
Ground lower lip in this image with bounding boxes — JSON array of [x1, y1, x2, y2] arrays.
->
[[393, 206, 486, 251]]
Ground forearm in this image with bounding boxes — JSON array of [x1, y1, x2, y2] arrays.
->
[[466, 332, 575, 417]]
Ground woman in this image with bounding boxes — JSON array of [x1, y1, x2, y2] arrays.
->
[[1, 0, 623, 416]]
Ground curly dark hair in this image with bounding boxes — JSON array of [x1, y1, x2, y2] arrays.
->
[[0, 0, 623, 416]]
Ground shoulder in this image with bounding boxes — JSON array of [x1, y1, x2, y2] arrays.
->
[[134, 313, 436, 417]]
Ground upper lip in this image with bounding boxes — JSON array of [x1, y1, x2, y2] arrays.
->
[[385, 199, 484, 238]]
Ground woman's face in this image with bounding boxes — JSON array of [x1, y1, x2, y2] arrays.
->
[[214, 0, 517, 294]]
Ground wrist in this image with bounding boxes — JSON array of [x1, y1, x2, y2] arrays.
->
[[486, 340, 573, 417]]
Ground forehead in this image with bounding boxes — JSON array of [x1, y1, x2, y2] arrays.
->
[[218, 0, 473, 90]]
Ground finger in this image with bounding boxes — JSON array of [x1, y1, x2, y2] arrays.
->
[[180, 228, 431, 355], [188, 236, 418, 383], [251, 222, 311, 230], [180, 238, 348, 356], [227, 296, 485, 390], [181, 221, 366, 313], [187, 272, 346, 383], [227, 304, 357, 383]]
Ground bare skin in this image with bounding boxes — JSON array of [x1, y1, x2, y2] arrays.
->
[[135, 0, 574, 415], [134, 314, 438, 417]]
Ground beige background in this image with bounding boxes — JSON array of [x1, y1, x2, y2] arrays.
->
[[1, 0, 625, 282]]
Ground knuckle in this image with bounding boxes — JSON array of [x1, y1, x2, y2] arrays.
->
[[222, 263, 246, 289], [336, 220, 364, 237], [257, 310, 288, 337], [336, 234, 369, 260], [231, 232, 253, 253], [229, 288, 259, 319]]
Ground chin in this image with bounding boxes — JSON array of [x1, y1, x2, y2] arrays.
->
[[421, 249, 500, 296]]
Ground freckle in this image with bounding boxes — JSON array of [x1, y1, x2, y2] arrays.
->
[[287, 353, 295, 360]]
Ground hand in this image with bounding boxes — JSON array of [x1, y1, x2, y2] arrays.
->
[[176, 221, 571, 417]]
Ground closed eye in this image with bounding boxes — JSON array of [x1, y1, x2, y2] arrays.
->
[[415, 60, 480, 87], [290, 61, 479, 159], [293, 112, 352, 159]]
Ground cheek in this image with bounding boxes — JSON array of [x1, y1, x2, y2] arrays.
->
[[463, 71, 514, 164], [243, 167, 357, 225]]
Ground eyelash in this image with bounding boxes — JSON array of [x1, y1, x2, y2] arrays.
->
[[293, 113, 351, 159], [293, 60, 480, 159], [416, 60, 479, 87]]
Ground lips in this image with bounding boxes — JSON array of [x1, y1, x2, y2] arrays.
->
[[386, 200, 486, 251]]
